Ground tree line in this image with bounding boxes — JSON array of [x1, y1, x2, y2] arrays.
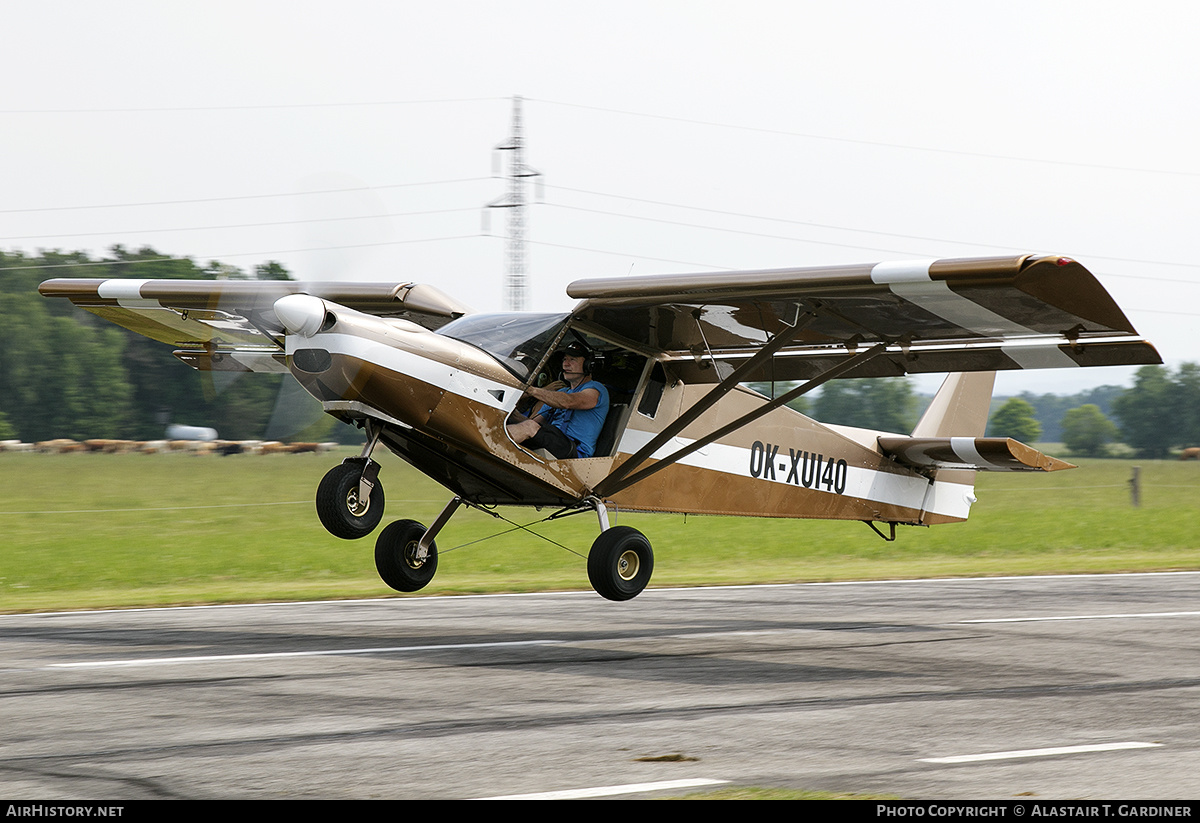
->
[[985, 364, 1200, 457], [754, 365, 1200, 459], [3, 247, 1195, 458], [0, 247, 338, 444]]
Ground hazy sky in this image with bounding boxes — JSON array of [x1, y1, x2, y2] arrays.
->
[[3, 0, 1196, 395]]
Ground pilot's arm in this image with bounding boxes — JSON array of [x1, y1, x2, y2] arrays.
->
[[525, 384, 600, 412]]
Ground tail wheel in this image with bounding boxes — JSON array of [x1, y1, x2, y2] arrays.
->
[[375, 519, 439, 592], [587, 526, 654, 601], [316, 463, 385, 539]]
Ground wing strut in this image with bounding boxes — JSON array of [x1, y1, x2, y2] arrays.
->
[[594, 342, 886, 497], [592, 309, 816, 497], [594, 342, 885, 497]]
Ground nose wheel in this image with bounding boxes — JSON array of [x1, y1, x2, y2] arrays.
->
[[316, 459, 385, 539]]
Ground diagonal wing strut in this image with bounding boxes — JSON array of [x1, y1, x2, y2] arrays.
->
[[593, 307, 815, 496], [593, 326, 887, 499]]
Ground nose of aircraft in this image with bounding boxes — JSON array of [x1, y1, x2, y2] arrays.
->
[[273, 294, 328, 337]]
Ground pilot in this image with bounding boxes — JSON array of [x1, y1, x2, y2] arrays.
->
[[507, 341, 610, 459]]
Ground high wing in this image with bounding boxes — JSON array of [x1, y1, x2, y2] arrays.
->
[[37, 278, 473, 373], [567, 254, 1160, 381]]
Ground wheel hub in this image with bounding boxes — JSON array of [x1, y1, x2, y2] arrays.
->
[[403, 540, 427, 569], [617, 549, 640, 581], [345, 487, 370, 517]]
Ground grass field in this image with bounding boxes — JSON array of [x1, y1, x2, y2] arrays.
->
[[2, 449, 1199, 612]]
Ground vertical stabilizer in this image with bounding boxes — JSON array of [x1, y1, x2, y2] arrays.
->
[[912, 372, 995, 525], [911, 371, 996, 438]]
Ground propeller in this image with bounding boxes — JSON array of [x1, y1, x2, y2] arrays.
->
[[196, 172, 393, 444]]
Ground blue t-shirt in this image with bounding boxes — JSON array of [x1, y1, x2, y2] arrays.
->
[[539, 380, 610, 458]]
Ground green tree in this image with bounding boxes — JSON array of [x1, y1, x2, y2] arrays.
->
[[1175, 363, 1200, 448], [0, 288, 56, 439], [254, 261, 292, 281], [1112, 365, 1178, 458], [745, 381, 811, 415], [1061, 404, 1118, 457], [2, 247, 296, 442], [814, 378, 918, 433], [1013, 385, 1125, 442], [987, 397, 1042, 442]]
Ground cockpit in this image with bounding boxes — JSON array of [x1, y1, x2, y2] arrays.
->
[[437, 312, 668, 458]]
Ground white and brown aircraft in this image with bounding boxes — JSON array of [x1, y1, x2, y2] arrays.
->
[[40, 254, 1159, 600]]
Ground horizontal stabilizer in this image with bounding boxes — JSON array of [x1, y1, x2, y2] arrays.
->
[[877, 436, 1075, 472]]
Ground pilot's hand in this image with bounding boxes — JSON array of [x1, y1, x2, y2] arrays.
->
[[542, 380, 567, 392]]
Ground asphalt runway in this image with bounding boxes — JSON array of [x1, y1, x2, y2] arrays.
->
[[3, 572, 1200, 800]]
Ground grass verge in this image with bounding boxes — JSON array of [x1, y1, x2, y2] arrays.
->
[[2, 450, 1198, 612]]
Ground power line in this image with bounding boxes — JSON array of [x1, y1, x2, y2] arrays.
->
[[0, 234, 489, 271], [0, 177, 492, 215], [4, 207, 480, 242], [546, 207, 1199, 283], [531, 98, 1200, 178], [1123, 306, 1200, 318], [11, 92, 1193, 178], [544, 201, 989, 259], [0, 97, 507, 115], [527, 239, 730, 271], [545, 184, 1200, 271]]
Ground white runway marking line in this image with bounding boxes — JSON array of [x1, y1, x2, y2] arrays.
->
[[962, 611, 1200, 623], [31, 610, 1200, 670], [921, 741, 1162, 764], [7, 571, 1200, 619], [45, 639, 565, 669], [479, 778, 728, 800], [38, 630, 810, 669]]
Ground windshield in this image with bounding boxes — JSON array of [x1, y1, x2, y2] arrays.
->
[[437, 312, 568, 380]]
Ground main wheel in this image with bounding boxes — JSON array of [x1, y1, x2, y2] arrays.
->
[[587, 526, 654, 601], [375, 519, 439, 592], [315, 463, 385, 539]]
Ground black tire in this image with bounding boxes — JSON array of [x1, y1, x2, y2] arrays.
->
[[375, 519, 438, 592], [587, 526, 654, 601], [315, 463, 385, 539]]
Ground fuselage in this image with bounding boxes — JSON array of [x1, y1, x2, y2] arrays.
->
[[277, 296, 972, 526]]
